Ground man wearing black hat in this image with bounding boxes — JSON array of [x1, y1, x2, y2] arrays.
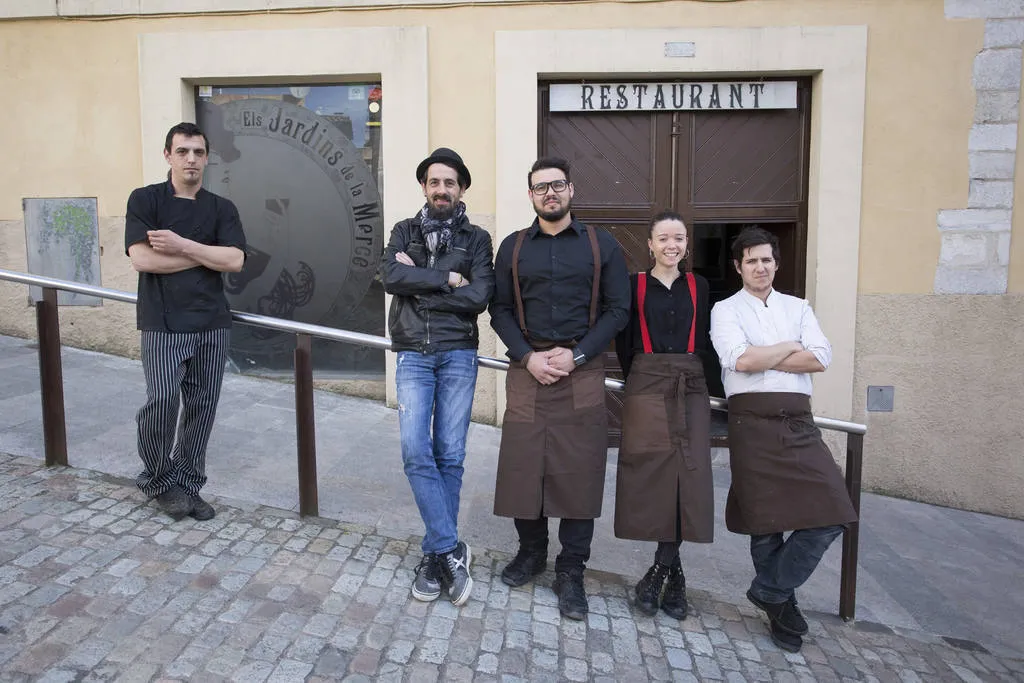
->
[[381, 148, 494, 606]]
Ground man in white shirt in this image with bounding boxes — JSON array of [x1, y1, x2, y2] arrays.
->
[[710, 227, 857, 653]]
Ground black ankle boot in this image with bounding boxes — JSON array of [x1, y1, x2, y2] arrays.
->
[[501, 545, 547, 587], [661, 557, 688, 620], [634, 561, 670, 616], [553, 567, 588, 620]]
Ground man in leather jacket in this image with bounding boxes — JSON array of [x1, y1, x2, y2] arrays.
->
[[380, 148, 494, 607]]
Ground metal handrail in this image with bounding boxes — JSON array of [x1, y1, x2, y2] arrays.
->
[[0, 268, 866, 434], [0, 267, 866, 620]]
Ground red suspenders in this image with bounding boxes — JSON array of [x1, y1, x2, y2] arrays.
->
[[637, 271, 697, 354]]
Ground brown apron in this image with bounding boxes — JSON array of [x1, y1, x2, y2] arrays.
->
[[615, 354, 714, 542], [493, 225, 608, 520], [614, 272, 713, 543], [725, 392, 857, 535], [494, 356, 608, 518]]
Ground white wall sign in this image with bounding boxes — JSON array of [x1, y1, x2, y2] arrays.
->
[[664, 42, 696, 58], [549, 81, 797, 112]]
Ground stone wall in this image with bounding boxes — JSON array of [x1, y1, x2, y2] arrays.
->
[[938, 0, 1024, 292]]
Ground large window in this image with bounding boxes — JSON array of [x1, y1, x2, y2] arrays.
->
[[196, 84, 385, 379]]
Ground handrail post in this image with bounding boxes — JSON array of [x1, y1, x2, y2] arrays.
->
[[294, 333, 319, 517], [840, 431, 864, 621], [35, 287, 68, 467]]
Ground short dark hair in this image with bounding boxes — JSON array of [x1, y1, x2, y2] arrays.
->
[[164, 122, 209, 154], [528, 157, 571, 188], [731, 226, 780, 265], [649, 209, 686, 236]]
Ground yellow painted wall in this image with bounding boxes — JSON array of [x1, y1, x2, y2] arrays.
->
[[858, 6, 982, 294], [4, 1, 1022, 518], [0, 2, 984, 297]]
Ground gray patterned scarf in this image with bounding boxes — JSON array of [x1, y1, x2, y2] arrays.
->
[[419, 201, 466, 254]]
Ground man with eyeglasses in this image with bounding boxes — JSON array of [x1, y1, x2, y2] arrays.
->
[[489, 157, 630, 620]]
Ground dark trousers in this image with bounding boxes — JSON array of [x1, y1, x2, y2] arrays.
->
[[748, 524, 844, 604], [514, 517, 594, 573], [655, 541, 682, 566], [136, 329, 230, 497]]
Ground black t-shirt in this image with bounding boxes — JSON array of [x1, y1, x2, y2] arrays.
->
[[124, 181, 246, 332]]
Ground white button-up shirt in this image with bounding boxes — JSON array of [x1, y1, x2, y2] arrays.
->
[[710, 288, 831, 398]]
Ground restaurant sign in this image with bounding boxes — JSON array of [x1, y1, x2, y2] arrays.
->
[[549, 81, 797, 112]]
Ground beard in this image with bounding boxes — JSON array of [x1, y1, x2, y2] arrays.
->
[[535, 201, 570, 222], [426, 194, 455, 220]]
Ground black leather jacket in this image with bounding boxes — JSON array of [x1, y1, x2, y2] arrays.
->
[[381, 214, 495, 353]]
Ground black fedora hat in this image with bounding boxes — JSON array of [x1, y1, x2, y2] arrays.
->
[[416, 147, 471, 189]]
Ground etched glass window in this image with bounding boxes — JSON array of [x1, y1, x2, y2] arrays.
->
[[196, 84, 385, 380]]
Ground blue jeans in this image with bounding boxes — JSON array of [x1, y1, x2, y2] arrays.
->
[[748, 525, 844, 603], [396, 349, 478, 555]]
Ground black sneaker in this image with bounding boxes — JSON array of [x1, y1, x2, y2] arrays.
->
[[188, 494, 216, 521], [501, 546, 547, 587], [661, 559, 688, 620], [453, 541, 472, 570], [439, 542, 473, 606], [746, 589, 808, 636], [154, 486, 191, 521], [633, 562, 669, 616], [770, 619, 803, 653], [552, 569, 588, 621], [412, 554, 441, 602]]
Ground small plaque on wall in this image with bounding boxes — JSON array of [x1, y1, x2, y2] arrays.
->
[[664, 42, 696, 58], [867, 386, 895, 412], [23, 197, 102, 306]]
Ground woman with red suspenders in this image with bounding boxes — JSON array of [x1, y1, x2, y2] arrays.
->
[[614, 210, 715, 621]]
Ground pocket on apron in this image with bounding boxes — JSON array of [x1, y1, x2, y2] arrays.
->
[[780, 415, 821, 449], [780, 415, 839, 476], [505, 369, 538, 422], [571, 369, 604, 410], [621, 393, 671, 454]]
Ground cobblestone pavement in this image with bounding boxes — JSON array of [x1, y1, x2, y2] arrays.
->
[[0, 455, 1021, 683]]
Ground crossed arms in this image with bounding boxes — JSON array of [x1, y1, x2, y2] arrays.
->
[[128, 231, 244, 274], [125, 188, 244, 275], [732, 341, 825, 374], [711, 299, 831, 376], [380, 222, 495, 315]]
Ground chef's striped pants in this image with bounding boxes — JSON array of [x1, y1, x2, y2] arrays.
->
[[135, 328, 230, 497]]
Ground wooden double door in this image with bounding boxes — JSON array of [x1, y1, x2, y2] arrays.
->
[[538, 80, 812, 443]]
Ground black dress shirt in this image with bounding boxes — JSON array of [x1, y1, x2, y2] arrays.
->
[[615, 269, 712, 379], [490, 217, 630, 361], [124, 181, 246, 333]]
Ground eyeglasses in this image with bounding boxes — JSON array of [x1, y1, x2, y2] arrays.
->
[[530, 179, 569, 195]]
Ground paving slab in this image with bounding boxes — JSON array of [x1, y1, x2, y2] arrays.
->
[[0, 333, 1023, 664], [0, 455, 1019, 682]]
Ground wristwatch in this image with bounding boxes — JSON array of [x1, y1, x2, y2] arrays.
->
[[572, 347, 587, 367]]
